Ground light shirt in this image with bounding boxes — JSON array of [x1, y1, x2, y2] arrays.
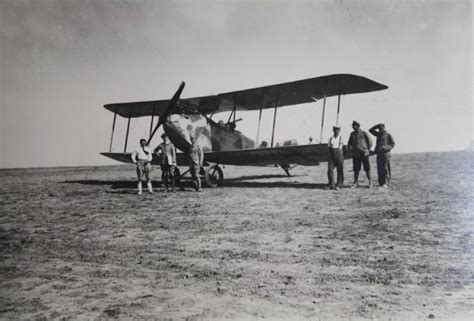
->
[[131, 146, 153, 162], [328, 135, 343, 149]]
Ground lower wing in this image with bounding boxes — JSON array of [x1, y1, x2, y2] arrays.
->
[[202, 144, 349, 166], [100, 152, 191, 167], [101, 144, 353, 167]]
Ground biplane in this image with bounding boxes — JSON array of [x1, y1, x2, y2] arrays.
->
[[101, 74, 388, 187]]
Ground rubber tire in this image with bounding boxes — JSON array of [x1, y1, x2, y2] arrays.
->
[[204, 165, 224, 188]]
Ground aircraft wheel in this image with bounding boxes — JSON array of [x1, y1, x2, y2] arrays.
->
[[174, 166, 181, 183], [204, 164, 223, 188]]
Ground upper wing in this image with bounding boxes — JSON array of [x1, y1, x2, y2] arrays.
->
[[216, 73, 388, 113], [103, 74, 388, 118], [103, 95, 220, 118]]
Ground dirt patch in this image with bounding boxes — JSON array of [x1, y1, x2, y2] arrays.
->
[[0, 151, 473, 319]]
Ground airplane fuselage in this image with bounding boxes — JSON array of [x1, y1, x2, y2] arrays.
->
[[164, 114, 255, 153]]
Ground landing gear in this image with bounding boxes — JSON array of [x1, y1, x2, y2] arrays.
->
[[174, 166, 181, 184], [172, 164, 224, 188], [279, 164, 298, 177], [204, 164, 224, 187], [280, 164, 291, 177]]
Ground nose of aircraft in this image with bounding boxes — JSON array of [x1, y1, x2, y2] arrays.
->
[[163, 119, 191, 152]]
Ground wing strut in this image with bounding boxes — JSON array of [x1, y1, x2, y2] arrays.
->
[[149, 103, 156, 139], [270, 92, 279, 147], [320, 94, 326, 143], [255, 88, 264, 148], [336, 92, 341, 126], [109, 106, 117, 152], [227, 104, 236, 124], [124, 107, 132, 152]]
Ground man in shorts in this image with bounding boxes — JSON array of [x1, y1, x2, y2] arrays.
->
[[347, 121, 373, 188], [131, 138, 153, 194]]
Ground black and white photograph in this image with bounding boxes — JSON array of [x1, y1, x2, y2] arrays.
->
[[0, 0, 472, 319]]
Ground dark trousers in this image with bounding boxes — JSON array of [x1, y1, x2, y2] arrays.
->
[[160, 164, 175, 190], [328, 149, 344, 187], [376, 153, 391, 186]]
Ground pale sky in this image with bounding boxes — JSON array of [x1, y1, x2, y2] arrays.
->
[[0, 0, 472, 168]]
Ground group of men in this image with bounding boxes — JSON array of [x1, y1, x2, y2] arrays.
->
[[131, 134, 203, 194], [130, 122, 394, 194], [326, 121, 395, 190]]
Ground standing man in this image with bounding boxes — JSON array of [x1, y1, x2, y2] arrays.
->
[[369, 123, 395, 188], [188, 135, 204, 192], [154, 133, 177, 192], [327, 126, 344, 190], [348, 120, 373, 188], [131, 138, 154, 194]]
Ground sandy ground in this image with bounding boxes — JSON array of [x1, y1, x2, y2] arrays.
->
[[0, 151, 473, 320]]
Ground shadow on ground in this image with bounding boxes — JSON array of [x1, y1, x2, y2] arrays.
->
[[59, 173, 326, 190]]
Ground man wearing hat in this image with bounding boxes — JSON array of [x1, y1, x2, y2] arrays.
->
[[131, 138, 154, 194], [327, 126, 344, 190], [348, 121, 373, 188], [369, 123, 395, 188], [154, 133, 177, 192]]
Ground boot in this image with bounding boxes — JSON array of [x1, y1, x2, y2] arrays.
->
[[147, 181, 154, 194], [137, 182, 142, 195]]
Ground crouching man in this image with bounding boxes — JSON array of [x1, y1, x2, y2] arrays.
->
[[131, 138, 154, 194]]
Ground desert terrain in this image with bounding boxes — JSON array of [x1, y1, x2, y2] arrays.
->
[[0, 151, 473, 320]]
